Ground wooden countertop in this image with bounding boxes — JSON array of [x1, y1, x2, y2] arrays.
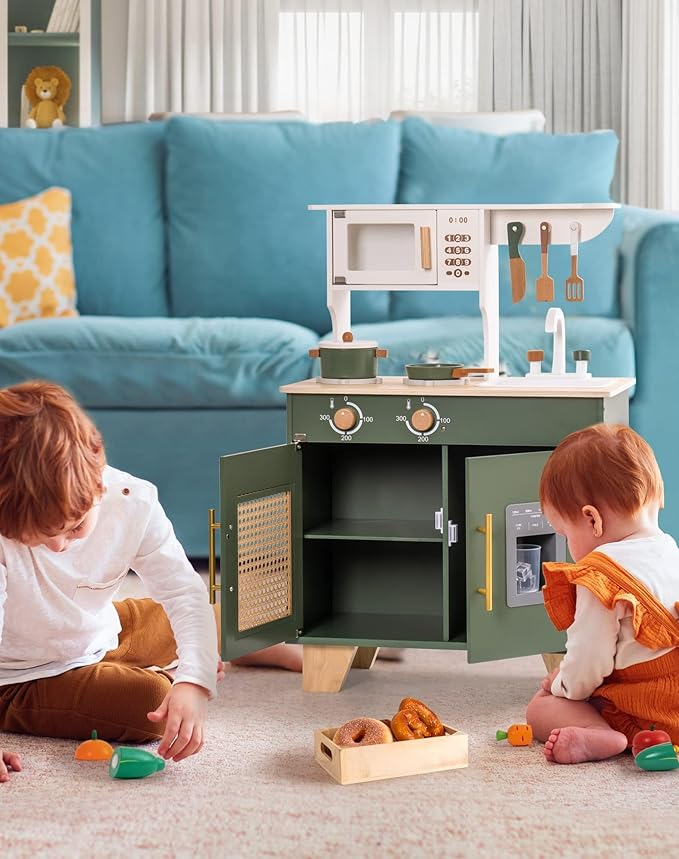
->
[[281, 376, 636, 398]]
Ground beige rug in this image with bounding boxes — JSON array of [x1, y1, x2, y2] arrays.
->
[[1, 580, 676, 858]]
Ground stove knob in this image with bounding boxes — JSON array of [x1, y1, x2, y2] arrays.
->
[[411, 408, 435, 432], [333, 407, 358, 431]]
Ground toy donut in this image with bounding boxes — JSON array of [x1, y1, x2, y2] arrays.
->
[[391, 697, 445, 741], [333, 717, 394, 747]]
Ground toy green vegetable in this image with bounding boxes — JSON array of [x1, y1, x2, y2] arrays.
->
[[109, 747, 166, 780], [634, 742, 679, 772]]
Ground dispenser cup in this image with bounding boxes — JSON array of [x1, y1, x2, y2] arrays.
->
[[516, 544, 541, 594]]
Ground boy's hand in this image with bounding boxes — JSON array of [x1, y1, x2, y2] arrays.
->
[[147, 682, 209, 762], [0, 750, 22, 783], [540, 667, 560, 692]]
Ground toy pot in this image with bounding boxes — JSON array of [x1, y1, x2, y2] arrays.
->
[[309, 334, 388, 381], [109, 747, 166, 779]]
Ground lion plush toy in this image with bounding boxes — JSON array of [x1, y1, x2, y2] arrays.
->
[[24, 65, 71, 128]]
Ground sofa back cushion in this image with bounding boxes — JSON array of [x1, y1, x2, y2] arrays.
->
[[0, 122, 168, 317], [393, 118, 620, 320], [165, 116, 401, 333]]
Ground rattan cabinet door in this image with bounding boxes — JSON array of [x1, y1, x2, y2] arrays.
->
[[219, 443, 302, 660]]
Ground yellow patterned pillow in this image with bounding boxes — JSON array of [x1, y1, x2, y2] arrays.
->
[[0, 187, 78, 327]]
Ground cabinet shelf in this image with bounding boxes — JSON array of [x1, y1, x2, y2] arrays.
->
[[8, 32, 79, 47], [304, 518, 442, 542], [299, 612, 457, 647]]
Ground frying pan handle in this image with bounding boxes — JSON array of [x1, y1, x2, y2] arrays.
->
[[451, 367, 494, 379]]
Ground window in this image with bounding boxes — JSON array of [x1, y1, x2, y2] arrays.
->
[[277, 1, 479, 121]]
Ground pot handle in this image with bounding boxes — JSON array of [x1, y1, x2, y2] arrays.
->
[[375, 348, 389, 359], [308, 348, 320, 359], [452, 367, 494, 379]]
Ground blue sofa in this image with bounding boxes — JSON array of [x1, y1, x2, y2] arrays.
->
[[0, 116, 677, 556]]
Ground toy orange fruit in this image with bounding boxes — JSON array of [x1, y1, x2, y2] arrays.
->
[[496, 724, 533, 746], [75, 730, 114, 761]]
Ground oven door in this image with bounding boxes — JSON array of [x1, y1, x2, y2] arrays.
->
[[332, 209, 438, 285]]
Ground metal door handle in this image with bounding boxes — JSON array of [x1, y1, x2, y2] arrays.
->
[[420, 226, 432, 270], [475, 513, 493, 612], [208, 508, 221, 605], [434, 507, 444, 533]]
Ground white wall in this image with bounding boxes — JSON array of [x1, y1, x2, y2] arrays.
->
[[101, 0, 128, 123]]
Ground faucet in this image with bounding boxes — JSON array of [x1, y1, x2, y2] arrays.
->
[[545, 307, 566, 375]]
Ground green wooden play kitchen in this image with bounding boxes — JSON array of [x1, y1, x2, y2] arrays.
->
[[209, 203, 634, 692]]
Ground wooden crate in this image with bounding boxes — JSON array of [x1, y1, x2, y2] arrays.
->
[[314, 724, 468, 785]]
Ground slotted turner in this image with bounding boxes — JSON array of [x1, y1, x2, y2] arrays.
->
[[536, 221, 554, 302], [566, 221, 585, 302]]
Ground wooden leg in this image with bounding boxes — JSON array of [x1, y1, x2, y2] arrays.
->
[[351, 647, 379, 669], [303, 645, 358, 692], [542, 652, 565, 673]]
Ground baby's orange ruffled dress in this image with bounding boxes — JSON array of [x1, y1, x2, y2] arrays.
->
[[543, 551, 679, 745]]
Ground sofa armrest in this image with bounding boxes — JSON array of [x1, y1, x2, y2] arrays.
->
[[619, 205, 679, 532]]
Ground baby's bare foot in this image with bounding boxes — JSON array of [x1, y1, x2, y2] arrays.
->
[[544, 726, 628, 764]]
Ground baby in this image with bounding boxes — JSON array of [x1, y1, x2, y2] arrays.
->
[[526, 422, 679, 764]]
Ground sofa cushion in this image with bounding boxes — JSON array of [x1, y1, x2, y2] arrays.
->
[[348, 316, 635, 382], [0, 123, 168, 317], [0, 316, 318, 408], [0, 187, 78, 326], [394, 118, 620, 320], [165, 116, 401, 333]]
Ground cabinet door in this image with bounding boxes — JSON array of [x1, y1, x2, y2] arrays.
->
[[466, 451, 565, 662], [220, 444, 301, 660]]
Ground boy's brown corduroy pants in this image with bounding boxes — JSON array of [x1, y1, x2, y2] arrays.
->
[[0, 598, 178, 743]]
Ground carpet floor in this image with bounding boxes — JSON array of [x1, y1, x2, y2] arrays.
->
[[1, 578, 676, 858]]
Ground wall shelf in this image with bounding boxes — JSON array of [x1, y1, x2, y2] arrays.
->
[[8, 33, 80, 47], [1, 0, 101, 127]]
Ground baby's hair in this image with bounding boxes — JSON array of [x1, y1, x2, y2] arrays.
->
[[0, 381, 106, 542], [539, 423, 664, 522]]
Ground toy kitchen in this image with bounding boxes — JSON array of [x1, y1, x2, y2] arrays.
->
[[210, 203, 635, 693]]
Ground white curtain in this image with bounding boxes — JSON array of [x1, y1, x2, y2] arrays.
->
[[478, 0, 622, 137], [123, 0, 280, 121], [662, 0, 679, 210], [276, 0, 479, 121], [620, 0, 666, 208]]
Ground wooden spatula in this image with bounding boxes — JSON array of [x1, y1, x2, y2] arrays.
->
[[536, 221, 554, 302]]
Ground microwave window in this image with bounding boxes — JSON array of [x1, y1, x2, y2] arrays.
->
[[347, 223, 416, 271]]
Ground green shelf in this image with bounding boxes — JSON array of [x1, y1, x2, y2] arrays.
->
[[304, 518, 443, 542], [8, 32, 79, 47], [298, 611, 453, 647]]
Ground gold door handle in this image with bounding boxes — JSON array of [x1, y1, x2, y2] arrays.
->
[[420, 226, 432, 270], [476, 513, 493, 612], [208, 508, 221, 605]]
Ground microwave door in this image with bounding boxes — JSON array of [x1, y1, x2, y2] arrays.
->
[[332, 210, 438, 285]]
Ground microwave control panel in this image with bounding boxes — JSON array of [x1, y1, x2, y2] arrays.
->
[[436, 209, 480, 290]]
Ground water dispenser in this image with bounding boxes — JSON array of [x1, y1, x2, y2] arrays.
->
[[505, 503, 567, 607]]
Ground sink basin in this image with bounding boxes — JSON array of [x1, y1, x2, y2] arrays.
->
[[491, 375, 616, 389]]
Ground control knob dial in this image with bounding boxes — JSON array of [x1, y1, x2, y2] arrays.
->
[[411, 408, 435, 433], [333, 407, 358, 431]]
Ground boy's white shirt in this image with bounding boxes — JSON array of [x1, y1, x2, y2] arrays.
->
[[0, 465, 218, 698], [551, 532, 679, 700]]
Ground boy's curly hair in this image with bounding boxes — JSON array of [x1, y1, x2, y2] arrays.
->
[[539, 423, 664, 521], [0, 381, 106, 541]]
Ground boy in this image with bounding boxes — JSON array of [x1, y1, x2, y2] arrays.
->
[[526, 423, 679, 764], [0, 380, 299, 783]]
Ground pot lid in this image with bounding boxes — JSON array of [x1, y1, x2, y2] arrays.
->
[[317, 339, 379, 349]]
